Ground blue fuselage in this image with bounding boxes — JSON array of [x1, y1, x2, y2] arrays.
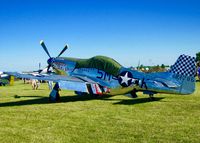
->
[[49, 57, 195, 95]]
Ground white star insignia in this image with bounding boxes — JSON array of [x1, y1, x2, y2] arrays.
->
[[120, 72, 132, 86]]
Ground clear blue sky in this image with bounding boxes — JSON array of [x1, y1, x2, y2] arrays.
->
[[0, 0, 200, 71]]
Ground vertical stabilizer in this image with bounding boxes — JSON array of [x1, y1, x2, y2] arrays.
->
[[169, 54, 196, 94]]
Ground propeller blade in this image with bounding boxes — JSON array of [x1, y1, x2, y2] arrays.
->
[[57, 44, 68, 57], [40, 40, 51, 58], [46, 65, 52, 73]]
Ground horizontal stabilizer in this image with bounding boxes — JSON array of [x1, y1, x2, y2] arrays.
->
[[154, 78, 180, 88]]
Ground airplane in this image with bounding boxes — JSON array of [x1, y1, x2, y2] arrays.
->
[[0, 71, 14, 86], [5, 40, 196, 101], [0, 71, 8, 78], [22, 67, 53, 77]]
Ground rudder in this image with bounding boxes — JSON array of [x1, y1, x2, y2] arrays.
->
[[169, 54, 196, 94]]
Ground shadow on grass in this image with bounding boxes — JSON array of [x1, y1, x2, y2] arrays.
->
[[23, 89, 46, 91], [0, 97, 49, 107], [0, 94, 164, 107], [17, 95, 45, 98], [113, 97, 164, 105], [0, 94, 112, 107]]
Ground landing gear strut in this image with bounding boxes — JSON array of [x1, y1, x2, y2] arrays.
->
[[49, 82, 60, 102], [130, 89, 138, 98], [149, 94, 155, 101]]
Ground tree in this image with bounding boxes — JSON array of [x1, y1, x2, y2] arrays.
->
[[196, 52, 200, 62], [139, 64, 144, 70], [161, 64, 165, 69]]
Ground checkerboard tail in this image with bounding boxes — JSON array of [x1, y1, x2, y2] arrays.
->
[[168, 54, 196, 94], [169, 54, 196, 77]]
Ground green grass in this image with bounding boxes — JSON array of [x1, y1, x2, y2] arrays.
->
[[0, 81, 200, 143]]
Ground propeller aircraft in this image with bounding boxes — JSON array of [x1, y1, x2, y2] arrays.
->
[[0, 71, 14, 86], [6, 41, 196, 101]]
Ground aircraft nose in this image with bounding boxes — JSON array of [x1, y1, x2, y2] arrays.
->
[[47, 58, 54, 65]]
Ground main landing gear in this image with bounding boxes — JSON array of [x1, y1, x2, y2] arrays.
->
[[149, 94, 155, 101], [130, 89, 138, 98], [131, 89, 155, 101], [49, 83, 60, 102]]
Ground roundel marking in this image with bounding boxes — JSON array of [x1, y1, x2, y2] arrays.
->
[[118, 71, 133, 87]]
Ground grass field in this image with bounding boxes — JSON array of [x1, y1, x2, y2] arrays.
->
[[0, 81, 200, 143]]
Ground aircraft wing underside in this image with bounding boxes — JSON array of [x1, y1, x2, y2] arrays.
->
[[5, 72, 104, 94]]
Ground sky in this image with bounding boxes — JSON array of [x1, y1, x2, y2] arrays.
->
[[0, 0, 200, 71]]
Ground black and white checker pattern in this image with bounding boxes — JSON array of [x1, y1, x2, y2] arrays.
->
[[169, 54, 196, 77]]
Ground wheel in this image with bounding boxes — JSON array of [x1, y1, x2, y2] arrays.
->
[[149, 94, 155, 101], [130, 89, 138, 98]]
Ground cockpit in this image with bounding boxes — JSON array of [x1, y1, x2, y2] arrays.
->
[[64, 56, 122, 76]]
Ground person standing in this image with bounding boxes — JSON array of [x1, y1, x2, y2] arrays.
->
[[48, 81, 53, 90]]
